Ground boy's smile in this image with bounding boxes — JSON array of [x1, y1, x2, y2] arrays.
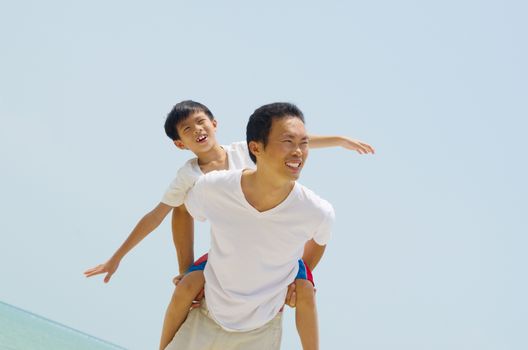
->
[[196, 135, 208, 143]]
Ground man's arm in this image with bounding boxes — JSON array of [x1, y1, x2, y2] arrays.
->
[[84, 202, 173, 283], [302, 239, 326, 271], [308, 135, 375, 154], [171, 205, 195, 274], [285, 239, 326, 307]]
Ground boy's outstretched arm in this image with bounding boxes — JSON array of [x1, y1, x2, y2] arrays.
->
[[84, 202, 173, 283], [308, 135, 375, 154]]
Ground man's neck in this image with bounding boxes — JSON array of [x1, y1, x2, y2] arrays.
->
[[241, 169, 295, 212], [196, 144, 227, 173]]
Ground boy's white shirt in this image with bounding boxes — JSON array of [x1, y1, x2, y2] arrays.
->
[[161, 141, 255, 207], [184, 169, 335, 332]]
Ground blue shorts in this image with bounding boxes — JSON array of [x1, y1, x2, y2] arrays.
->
[[186, 253, 315, 286]]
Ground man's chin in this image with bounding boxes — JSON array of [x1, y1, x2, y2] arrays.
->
[[287, 170, 302, 180]]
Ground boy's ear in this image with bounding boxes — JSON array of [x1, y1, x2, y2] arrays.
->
[[248, 141, 261, 159], [212, 119, 218, 128], [174, 140, 187, 150]]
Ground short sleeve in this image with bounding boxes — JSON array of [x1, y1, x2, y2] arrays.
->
[[184, 176, 208, 222], [232, 141, 250, 158], [225, 141, 256, 170], [161, 161, 198, 207], [312, 204, 335, 246]]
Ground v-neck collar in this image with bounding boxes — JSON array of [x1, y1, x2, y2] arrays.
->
[[236, 169, 298, 216]]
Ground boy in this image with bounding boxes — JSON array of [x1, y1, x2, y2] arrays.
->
[[84, 100, 374, 349]]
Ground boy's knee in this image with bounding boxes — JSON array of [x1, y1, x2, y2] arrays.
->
[[295, 279, 316, 307], [172, 274, 200, 299]]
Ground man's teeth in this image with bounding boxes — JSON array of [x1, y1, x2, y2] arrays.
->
[[286, 162, 301, 168]]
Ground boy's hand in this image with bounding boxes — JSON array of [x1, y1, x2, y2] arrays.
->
[[285, 282, 296, 307], [83, 258, 120, 283], [172, 273, 184, 285], [340, 138, 375, 154], [284, 281, 317, 308], [173, 274, 204, 309]]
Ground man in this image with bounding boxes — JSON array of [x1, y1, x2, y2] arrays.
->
[[166, 102, 335, 350]]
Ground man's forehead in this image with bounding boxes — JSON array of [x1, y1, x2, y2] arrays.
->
[[270, 116, 306, 136]]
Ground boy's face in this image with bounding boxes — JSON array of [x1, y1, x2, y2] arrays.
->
[[174, 111, 218, 154], [251, 116, 309, 181]]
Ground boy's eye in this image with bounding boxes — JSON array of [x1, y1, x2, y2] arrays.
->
[[198, 119, 206, 124], [282, 140, 293, 143], [183, 127, 191, 133]]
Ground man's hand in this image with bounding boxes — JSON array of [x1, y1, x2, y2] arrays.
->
[[84, 258, 120, 283], [173, 274, 204, 309], [340, 137, 375, 154]]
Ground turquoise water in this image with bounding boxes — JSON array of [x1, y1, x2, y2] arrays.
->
[[0, 301, 125, 350]]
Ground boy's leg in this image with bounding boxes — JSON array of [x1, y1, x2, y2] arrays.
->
[[159, 270, 205, 350], [294, 260, 319, 350]]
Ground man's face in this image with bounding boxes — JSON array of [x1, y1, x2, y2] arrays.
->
[[174, 111, 218, 153], [255, 116, 308, 181]]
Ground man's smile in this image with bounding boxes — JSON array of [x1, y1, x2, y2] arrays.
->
[[285, 160, 302, 169]]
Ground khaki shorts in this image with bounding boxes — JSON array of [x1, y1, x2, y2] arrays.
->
[[165, 300, 283, 350]]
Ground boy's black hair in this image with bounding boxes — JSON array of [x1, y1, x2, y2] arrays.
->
[[246, 102, 305, 163], [164, 100, 214, 141]]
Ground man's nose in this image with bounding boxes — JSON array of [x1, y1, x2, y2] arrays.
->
[[292, 144, 303, 157]]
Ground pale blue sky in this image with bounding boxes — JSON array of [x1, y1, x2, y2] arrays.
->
[[1, 1, 527, 349]]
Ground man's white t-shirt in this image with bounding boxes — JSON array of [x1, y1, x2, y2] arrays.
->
[[161, 141, 254, 207], [184, 169, 335, 332]]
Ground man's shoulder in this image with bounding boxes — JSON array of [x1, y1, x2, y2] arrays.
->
[[198, 169, 241, 187], [294, 183, 335, 216]]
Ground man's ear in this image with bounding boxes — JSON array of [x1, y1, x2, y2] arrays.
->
[[248, 141, 261, 160], [174, 140, 187, 150]]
